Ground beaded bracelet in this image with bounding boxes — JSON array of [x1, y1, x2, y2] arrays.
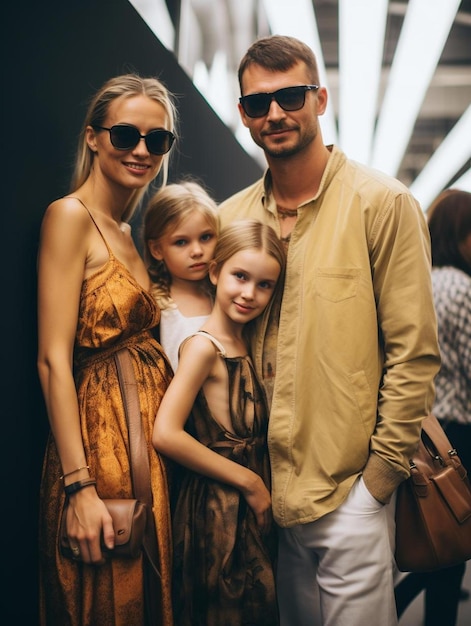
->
[[64, 478, 97, 496], [60, 465, 90, 481]]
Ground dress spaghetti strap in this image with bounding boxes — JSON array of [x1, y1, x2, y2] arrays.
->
[[181, 330, 227, 358], [67, 196, 114, 257]]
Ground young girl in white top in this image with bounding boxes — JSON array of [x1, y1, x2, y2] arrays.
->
[[153, 219, 286, 625], [143, 181, 219, 371]]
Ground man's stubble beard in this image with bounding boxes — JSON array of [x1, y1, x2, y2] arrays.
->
[[251, 123, 318, 160]]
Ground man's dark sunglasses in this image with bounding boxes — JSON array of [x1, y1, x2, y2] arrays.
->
[[239, 84, 319, 118], [92, 124, 175, 155]]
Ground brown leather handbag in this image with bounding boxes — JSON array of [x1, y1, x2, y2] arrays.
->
[[395, 414, 471, 572], [60, 498, 146, 559]]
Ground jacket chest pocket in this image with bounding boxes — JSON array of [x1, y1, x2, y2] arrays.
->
[[313, 268, 360, 302]]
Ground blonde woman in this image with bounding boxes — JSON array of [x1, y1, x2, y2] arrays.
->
[[37, 73, 177, 625]]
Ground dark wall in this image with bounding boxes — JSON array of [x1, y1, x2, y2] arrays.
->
[[4, 1, 261, 622]]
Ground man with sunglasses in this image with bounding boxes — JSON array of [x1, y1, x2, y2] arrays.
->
[[219, 35, 440, 626]]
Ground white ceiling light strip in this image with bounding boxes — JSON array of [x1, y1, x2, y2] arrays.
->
[[450, 168, 471, 194], [338, 0, 388, 164], [261, 0, 338, 145], [410, 105, 471, 210], [371, 0, 461, 177], [128, 0, 175, 51]]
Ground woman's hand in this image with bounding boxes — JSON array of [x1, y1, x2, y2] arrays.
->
[[65, 486, 115, 564]]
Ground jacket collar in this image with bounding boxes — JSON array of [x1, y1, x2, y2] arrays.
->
[[260, 145, 345, 211]]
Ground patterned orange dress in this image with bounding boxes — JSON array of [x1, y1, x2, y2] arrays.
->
[[38, 215, 174, 626]]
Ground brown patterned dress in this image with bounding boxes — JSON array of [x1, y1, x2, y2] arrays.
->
[[171, 331, 279, 626], [38, 214, 174, 626]]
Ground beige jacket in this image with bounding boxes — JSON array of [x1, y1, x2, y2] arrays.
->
[[219, 146, 440, 527]]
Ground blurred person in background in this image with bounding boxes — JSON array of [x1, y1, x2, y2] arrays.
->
[[395, 188, 471, 626]]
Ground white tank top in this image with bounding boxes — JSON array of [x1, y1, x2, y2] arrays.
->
[[159, 306, 209, 372]]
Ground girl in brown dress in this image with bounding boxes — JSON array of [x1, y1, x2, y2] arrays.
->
[[37, 74, 177, 625], [153, 220, 286, 626]]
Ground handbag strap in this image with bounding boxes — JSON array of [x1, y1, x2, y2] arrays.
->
[[114, 348, 161, 585], [420, 414, 458, 463], [115, 348, 152, 502], [410, 414, 468, 489]]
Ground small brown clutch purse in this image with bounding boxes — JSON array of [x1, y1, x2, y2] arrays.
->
[[60, 498, 147, 560]]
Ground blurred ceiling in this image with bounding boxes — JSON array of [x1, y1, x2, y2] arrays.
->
[[131, 0, 471, 210], [311, 0, 471, 209]]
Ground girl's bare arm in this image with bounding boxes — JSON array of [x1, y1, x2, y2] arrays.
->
[[153, 335, 272, 530]]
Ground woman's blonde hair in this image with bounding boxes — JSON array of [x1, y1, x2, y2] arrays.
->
[[71, 73, 178, 222], [143, 180, 219, 308]]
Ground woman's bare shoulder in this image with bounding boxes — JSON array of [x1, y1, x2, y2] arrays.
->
[[39, 196, 94, 257], [43, 196, 89, 223]]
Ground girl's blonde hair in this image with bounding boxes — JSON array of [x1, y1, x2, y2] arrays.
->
[[71, 73, 178, 222], [143, 180, 219, 308], [212, 219, 286, 276]]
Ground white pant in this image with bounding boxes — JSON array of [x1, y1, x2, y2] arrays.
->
[[277, 476, 398, 626]]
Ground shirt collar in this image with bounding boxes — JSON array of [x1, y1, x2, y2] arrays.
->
[[260, 145, 341, 211]]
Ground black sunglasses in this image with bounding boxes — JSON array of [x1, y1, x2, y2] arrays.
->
[[239, 84, 319, 118], [92, 124, 175, 155]]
